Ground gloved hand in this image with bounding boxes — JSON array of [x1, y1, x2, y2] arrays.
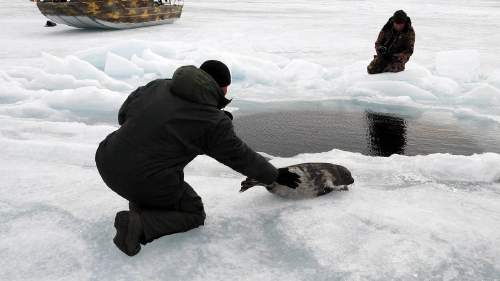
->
[[276, 168, 301, 189], [377, 46, 388, 55]]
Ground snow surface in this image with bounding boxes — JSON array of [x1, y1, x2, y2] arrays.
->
[[1, 0, 500, 280]]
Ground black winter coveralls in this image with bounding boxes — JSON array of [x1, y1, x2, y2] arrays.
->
[[95, 66, 278, 243]]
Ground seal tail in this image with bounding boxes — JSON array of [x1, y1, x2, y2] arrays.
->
[[240, 178, 261, 193]]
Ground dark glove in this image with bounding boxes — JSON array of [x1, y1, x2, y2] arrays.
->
[[275, 168, 301, 189], [377, 46, 388, 55]]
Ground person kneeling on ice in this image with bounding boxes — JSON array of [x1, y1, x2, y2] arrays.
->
[[367, 10, 415, 74], [95, 60, 301, 256]]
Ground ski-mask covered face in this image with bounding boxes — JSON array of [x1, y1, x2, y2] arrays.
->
[[393, 19, 406, 31]]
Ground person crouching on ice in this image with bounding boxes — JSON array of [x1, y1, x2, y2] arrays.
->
[[95, 60, 301, 256], [367, 10, 415, 74]]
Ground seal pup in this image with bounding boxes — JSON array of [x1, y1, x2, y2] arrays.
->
[[240, 163, 354, 199]]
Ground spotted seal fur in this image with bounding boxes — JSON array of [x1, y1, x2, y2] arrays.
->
[[240, 163, 354, 199]]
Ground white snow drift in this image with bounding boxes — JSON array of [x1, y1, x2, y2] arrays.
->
[[1, 42, 499, 124]]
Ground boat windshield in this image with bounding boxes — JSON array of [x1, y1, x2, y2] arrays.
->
[[154, 0, 184, 5]]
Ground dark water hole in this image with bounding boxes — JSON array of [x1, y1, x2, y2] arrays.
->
[[232, 101, 500, 157]]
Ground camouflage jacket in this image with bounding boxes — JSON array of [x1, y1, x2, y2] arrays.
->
[[374, 22, 415, 62]]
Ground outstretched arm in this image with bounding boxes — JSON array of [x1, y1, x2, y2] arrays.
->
[[204, 117, 278, 185]]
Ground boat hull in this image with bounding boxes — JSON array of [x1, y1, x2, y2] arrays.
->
[[37, 0, 182, 29]]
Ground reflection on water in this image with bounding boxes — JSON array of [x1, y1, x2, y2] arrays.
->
[[366, 112, 407, 157], [233, 108, 500, 158]]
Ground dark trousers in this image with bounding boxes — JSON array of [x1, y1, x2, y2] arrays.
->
[[95, 143, 206, 243], [129, 182, 206, 244], [367, 55, 407, 74]]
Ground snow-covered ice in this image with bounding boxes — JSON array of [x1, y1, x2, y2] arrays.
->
[[436, 50, 481, 82], [1, 0, 500, 280], [1, 118, 499, 280]]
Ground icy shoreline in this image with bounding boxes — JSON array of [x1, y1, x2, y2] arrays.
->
[[1, 40, 499, 126]]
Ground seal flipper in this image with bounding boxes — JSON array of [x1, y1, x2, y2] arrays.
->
[[339, 185, 349, 191], [318, 186, 334, 196], [240, 178, 261, 193]]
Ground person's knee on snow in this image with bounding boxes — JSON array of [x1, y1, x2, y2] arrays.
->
[[126, 183, 206, 246], [367, 63, 380, 74], [177, 184, 206, 225], [367, 57, 385, 74]]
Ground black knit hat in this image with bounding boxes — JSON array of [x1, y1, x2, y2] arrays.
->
[[392, 10, 408, 22], [200, 60, 231, 87]]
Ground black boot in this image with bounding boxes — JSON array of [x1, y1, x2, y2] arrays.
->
[[113, 211, 144, 256]]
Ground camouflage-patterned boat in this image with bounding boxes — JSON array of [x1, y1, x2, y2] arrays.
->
[[35, 0, 183, 29]]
